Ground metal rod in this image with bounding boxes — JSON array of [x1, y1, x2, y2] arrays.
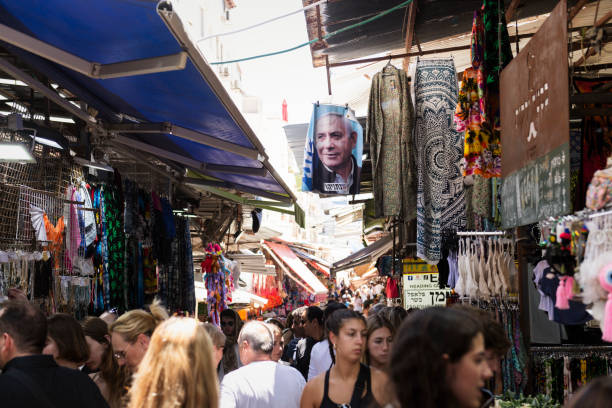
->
[[325, 55, 332, 95], [589, 209, 612, 219], [328, 34, 534, 68], [0, 57, 97, 124], [76, 207, 98, 212], [456, 231, 508, 236], [530, 345, 612, 353]]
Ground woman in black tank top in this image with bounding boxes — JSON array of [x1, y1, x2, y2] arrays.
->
[[300, 309, 389, 408]]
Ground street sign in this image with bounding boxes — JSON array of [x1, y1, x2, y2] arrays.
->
[[402, 259, 451, 309]]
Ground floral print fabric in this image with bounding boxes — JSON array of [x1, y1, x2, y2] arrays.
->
[[455, 10, 501, 178]]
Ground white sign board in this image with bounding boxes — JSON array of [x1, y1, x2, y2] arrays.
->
[[402, 273, 451, 309]]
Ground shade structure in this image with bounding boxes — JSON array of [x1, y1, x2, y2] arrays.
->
[[263, 241, 328, 295], [331, 234, 393, 273], [0, 0, 294, 199]]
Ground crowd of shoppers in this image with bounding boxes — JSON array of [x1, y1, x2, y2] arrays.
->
[[1, 293, 611, 407]]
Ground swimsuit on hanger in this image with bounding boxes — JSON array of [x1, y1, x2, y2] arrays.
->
[[455, 239, 466, 296], [478, 240, 491, 300], [466, 242, 479, 298]]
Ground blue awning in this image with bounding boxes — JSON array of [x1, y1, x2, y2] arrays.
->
[[0, 0, 294, 199]]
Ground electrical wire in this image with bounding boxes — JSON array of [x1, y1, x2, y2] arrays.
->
[[198, 0, 328, 42], [209, 0, 413, 65]]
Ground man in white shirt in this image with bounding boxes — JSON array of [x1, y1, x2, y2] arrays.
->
[[220, 321, 305, 408], [374, 282, 385, 296], [307, 302, 346, 381]]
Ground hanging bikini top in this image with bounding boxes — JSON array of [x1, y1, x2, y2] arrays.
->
[[455, 239, 466, 297], [477, 239, 491, 300]]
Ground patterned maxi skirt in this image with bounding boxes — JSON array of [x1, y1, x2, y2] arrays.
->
[[414, 59, 466, 263]]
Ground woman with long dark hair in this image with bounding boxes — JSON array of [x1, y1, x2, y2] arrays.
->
[[300, 309, 390, 408], [82, 317, 128, 408], [389, 307, 493, 408], [363, 314, 394, 370]]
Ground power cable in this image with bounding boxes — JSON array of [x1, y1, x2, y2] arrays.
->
[[209, 0, 413, 65], [198, 0, 328, 42]]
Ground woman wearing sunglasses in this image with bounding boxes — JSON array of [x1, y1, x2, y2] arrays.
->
[[109, 299, 168, 374], [300, 309, 390, 408]]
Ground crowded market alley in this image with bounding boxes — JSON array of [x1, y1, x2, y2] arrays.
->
[[0, 0, 611, 407]]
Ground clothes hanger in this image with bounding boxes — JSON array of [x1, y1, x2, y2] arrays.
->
[[382, 57, 396, 76]]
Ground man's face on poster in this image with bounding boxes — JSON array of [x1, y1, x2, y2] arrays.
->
[[315, 114, 357, 172]]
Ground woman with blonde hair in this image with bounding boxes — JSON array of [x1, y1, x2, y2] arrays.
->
[[128, 317, 218, 408], [109, 299, 168, 373]]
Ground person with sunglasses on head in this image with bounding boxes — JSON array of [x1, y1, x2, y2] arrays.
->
[[109, 299, 168, 374], [219, 308, 243, 381], [300, 309, 391, 408]]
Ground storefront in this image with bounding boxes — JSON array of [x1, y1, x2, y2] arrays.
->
[[0, 1, 297, 322], [299, 0, 612, 404]]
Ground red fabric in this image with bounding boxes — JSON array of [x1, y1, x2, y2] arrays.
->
[[282, 99, 288, 122], [386, 277, 399, 298]]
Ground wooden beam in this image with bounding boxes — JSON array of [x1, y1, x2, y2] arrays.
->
[[325, 55, 332, 95], [330, 33, 534, 68], [573, 14, 612, 67], [595, 10, 612, 27], [568, 0, 591, 22], [402, 0, 418, 71], [505, 0, 521, 22]]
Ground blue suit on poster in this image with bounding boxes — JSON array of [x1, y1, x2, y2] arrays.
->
[[302, 103, 363, 195]]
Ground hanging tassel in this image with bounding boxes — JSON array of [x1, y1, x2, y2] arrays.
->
[[598, 264, 612, 342], [556, 276, 570, 310], [565, 276, 575, 301]]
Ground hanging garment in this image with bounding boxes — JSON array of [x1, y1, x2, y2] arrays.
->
[[29, 205, 48, 242], [65, 186, 81, 273], [78, 183, 96, 247], [455, 10, 500, 178], [414, 59, 466, 263], [367, 64, 416, 219], [386, 277, 399, 298], [465, 242, 479, 298], [482, 0, 513, 131], [103, 177, 126, 310], [44, 214, 65, 270], [455, 239, 466, 296]]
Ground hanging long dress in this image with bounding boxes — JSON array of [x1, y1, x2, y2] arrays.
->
[[367, 64, 416, 220], [414, 59, 466, 263]]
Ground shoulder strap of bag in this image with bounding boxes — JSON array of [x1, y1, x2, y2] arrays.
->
[[4, 368, 55, 408]]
